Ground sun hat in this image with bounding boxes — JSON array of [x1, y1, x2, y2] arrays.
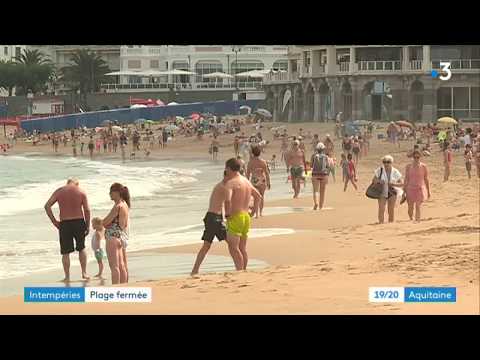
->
[[316, 142, 325, 150]]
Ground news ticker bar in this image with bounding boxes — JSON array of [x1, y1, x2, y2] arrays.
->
[[23, 286, 456, 304], [369, 287, 456, 303], [24, 287, 152, 303]]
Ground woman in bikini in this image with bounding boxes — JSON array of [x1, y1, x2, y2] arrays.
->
[[103, 183, 130, 284], [246, 145, 271, 218]]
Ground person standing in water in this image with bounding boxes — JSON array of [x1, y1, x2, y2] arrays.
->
[[224, 158, 262, 271], [44, 178, 91, 282], [191, 171, 228, 276], [246, 145, 271, 218]]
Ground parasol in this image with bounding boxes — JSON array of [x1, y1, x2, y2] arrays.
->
[[437, 117, 457, 125], [395, 120, 414, 128], [255, 109, 272, 118]]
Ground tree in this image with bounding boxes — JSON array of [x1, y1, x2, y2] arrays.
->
[[14, 49, 54, 95], [60, 49, 110, 103]]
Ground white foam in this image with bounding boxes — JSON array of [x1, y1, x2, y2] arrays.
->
[[0, 158, 201, 217]]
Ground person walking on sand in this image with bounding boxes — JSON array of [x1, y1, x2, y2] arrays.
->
[[371, 155, 403, 224], [191, 171, 228, 276], [464, 144, 473, 179], [286, 140, 306, 199], [443, 141, 453, 181], [246, 145, 271, 218], [102, 183, 130, 284], [311, 143, 330, 210], [224, 158, 262, 270], [211, 135, 220, 161], [404, 150, 431, 222], [343, 153, 358, 192], [88, 136, 94, 160], [44, 178, 91, 282]]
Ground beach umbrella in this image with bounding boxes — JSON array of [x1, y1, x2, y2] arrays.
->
[[135, 118, 147, 125], [255, 109, 272, 118], [191, 113, 201, 121], [111, 125, 123, 132], [130, 104, 148, 109], [395, 120, 414, 128], [175, 116, 184, 122], [202, 72, 233, 79], [437, 117, 457, 125], [352, 120, 371, 126], [235, 70, 265, 78], [239, 105, 252, 114], [157, 69, 198, 76], [145, 120, 155, 125]]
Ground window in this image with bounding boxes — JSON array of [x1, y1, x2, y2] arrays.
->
[[471, 87, 480, 109], [4, 47, 8, 56], [128, 60, 141, 69], [15, 47, 21, 58], [231, 61, 264, 75], [150, 60, 159, 68], [172, 61, 190, 83], [453, 87, 469, 109], [272, 60, 288, 71], [195, 61, 223, 83]]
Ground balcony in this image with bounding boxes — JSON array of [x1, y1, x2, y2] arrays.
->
[[358, 60, 401, 72], [338, 62, 350, 73], [100, 81, 263, 93], [432, 59, 480, 71], [263, 72, 300, 84], [409, 60, 423, 70]]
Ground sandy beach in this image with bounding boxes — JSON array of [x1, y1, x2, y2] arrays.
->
[[1, 121, 479, 314]]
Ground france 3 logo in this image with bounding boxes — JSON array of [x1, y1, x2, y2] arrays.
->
[[431, 62, 452, 81]]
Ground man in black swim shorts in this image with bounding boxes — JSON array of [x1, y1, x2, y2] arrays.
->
[[191, 172, 227, 275]]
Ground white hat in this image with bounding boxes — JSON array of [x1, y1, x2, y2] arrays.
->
[[293, 140, 300, 146], [316, 142, 325, 150]]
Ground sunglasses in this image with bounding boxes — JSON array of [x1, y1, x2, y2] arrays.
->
[[383, 161, 392, 164]]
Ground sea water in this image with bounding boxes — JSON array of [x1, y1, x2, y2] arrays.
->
[[0, 154, 296, 280]]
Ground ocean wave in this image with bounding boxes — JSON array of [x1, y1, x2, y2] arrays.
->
[[0, 158, 201, 216]]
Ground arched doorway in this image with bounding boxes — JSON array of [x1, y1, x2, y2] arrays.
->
[[341, 80, 352, 121], [264, 89, 275, 115], [279, 87, 291, 122], [305, 83, 315, 122], [362, 80, 392, 121], [318, 81, 330, 122], [410, 80, 424, 123], [294, 86, 303, 122]]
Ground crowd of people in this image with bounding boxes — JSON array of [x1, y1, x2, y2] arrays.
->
[[36, 116, 480, 281]]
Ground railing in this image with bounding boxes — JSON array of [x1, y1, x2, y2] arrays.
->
[[409, 60, 423, 70], [338, 62, 350, 72], [358, 60, 401, 71], [100, 82, 263, 91], [263, 72, 299, 83], [432, 59, 480, 69]]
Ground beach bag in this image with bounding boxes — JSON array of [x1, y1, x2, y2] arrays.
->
[[366, 168, 384, 199], [312, 153, 329, 176]]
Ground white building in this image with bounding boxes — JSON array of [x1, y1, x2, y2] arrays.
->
[[0, 45, 26, 62], [102, 45, 288, 96], [0, 45, 26, 96]]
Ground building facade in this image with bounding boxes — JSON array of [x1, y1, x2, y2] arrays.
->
[[263, 45, 480, 122], [102, 45, 288, 95], [0, 45, 27, 96]]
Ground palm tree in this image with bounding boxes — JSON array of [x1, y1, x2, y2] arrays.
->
[[14, 49, 54, 95], [60, 49, 110, 104]]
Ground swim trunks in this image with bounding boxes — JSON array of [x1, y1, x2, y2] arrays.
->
[[59, 219, 86, 255], [201, 212, 226, 243], [94, 248, 104, 261], [290, 166, 304, 179], [226, 211, 251, 238]]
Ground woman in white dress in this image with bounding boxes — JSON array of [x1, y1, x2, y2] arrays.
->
[[372, 155, 404, 224]]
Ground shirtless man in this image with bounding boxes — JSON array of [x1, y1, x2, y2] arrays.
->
[[191, 172, 228, 275], [44, 178, 91, 282], [286, 140, 306, 198], [211, 135, 220, 160], [224, 158, 262, 270]]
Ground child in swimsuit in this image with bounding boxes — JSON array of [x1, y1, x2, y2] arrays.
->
[[91, 218, 105, 278]]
